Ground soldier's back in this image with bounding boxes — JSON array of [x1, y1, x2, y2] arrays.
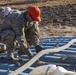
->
[[8, 10, 21, 19]]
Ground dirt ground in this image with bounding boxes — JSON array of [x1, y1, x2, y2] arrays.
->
[[0, 0, 76, 38]]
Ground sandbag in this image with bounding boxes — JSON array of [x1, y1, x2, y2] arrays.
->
[[28, 65, 76, 75], [53, 66, 76, 75], [28, 64, 56, 75]]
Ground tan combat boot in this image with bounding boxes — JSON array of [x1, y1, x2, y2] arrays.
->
[[7, 53, 18, 60], [18, 48, 34, 59]]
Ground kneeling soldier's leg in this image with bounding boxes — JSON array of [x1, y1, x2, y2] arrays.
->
[[1, 30, 16, 60]]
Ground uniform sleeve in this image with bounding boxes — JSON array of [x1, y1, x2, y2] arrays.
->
[[0, 17, 11, 33], [10, 16, 27, 46], [11, 22, 23, 36]]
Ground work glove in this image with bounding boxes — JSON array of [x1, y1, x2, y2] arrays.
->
[[35, 45, 43, 53]]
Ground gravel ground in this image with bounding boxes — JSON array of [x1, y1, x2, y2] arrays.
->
[[0, 0, 76, 38]]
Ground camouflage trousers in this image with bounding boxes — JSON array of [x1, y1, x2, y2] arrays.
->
[[25, 23, 40, 47], [0, 25, 40, 58], [0, 30, 16, 59], [0, 29, 33, 58]]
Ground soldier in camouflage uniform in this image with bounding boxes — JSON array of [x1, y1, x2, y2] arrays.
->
[[0, 6, 43, 60]]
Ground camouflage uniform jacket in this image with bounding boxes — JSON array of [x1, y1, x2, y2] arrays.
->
[[0, 10, 39, 45]]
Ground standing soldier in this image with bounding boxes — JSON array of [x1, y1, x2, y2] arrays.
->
[[0, 6, 43, 60]]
